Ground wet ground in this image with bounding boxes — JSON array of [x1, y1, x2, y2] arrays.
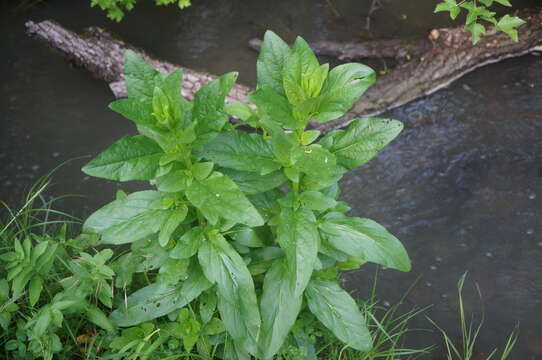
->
[[1, 0, 541, 358]]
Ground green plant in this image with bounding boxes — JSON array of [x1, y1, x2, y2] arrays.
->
[[428, 273, 519, 360], [77, 30, 411, 359], [90, 0, 191, 21], [434, 0, 525, 43]]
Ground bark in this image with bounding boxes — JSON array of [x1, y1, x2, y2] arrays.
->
[[25, 20, 251, 103], [26, 8, 542, 133], [248, 37, 431, 60]]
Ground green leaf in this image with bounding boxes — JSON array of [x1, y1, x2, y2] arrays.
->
[[86, 305, 115, 331], [220, 168, 287, 195], [434, 0, 460, 19], [232, 227, 267, 248], [257, 31, 291, 96], [301, 130, 320, 145], [156, 169, 191, 192], [249, 86, 297, 129], [201, 131, 280, 174], [225, 102, 255, 121], [124, 50, 159, 103], [28, 277, 43, 307], [299, 191, 337, 211], [193, 72, 238, 135], [186, 172, 264, 227], [83, 190, 170, 244], [276, 208, 319, 296], [159, 206, 188, 247], [111, 261, 212, 327], [465, 22, 486, 44], [170, 226, 205, 259], [192, 161, 214, 180], [258, 259, 303, 359], [314, 63, 376, 122], [305, 278, 372, 351], [82, 135, 163, 181], [199, 291, 217, 324], [109, 98, 156, 128], [319, 215, 411, 271], [293, 144, 337, 184], [198, 234, 261, 355], [322, 117, 403, 170], [496, 15, 525, 42]]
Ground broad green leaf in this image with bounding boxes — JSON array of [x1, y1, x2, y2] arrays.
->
[[157, 258, 190, 284], [283, 52, 305, 105], [301, 130, 321, 145], [109, 98, 156, 128], [28, 276, 43, 307], [159, 206, 188, 247], [305, 278, 372, 351], [257, 30, 291, 96], [82, 135, 163, 181], [170, 226, 205, 259], [293, 144, 337, 182], [83, 190, 170, 244], [111, 261, 212, 327], [319, 215, 411, 271], [201, 131, 280, 174], [496, 15, 525, 42], [192, 161, 214, 180], [271, 131, 297, 166], [186, 172, 264, 227], [276, 207, 319, 296], [299, 191, 337, 211], [314, 63, 376, 122], [86, 305, 115, 331], [232, 227, 267, 248], [258, 259, 303, 359], [156, 168, 191, 192], [225, 102, 255, 121], [322, 117, 403, 170], [124, 50, 159, 103], [220, 168, 287, 195], [494, 0, 512, 5], [198, 234, 261, 355], [199, 291, 217, 324], [193, 72, 238, 135], [249, 85, 297, 129]]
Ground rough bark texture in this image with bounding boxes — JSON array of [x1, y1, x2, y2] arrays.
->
[[248, 37, 432, 60], [26, 8, 542, 132], [25, 20, 251, 103]]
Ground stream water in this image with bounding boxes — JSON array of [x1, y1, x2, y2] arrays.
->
[[1, 0, 541, 358]]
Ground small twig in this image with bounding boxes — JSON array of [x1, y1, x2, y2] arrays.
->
[[365, 0, 382, 31]]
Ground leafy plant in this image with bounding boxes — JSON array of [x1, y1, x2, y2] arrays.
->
[[78, 30, 411, 359], [90, 0, 191, 22], [434, 0, 525, 44]]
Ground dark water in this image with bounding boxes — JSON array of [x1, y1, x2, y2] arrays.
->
[[1, 0, 541, 358]]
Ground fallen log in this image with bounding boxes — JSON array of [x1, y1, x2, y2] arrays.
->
[[26, 9, 542, 133], [25, 20, 251, 104], [248, 37, 431, 61]]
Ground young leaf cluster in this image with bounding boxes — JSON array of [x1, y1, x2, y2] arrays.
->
[[90, 0, 191, 22], [434, 0, 525, 44]]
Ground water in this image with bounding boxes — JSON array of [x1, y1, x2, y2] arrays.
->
[[1, 0, 541, 358]]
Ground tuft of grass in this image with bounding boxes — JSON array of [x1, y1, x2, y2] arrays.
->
[[427, 273, 519, 360]]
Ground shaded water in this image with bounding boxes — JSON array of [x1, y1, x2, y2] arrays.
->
[[1, 0, 541, 358]]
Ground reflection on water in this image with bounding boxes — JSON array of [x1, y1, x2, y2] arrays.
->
[[1, 0, 541, 358]]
